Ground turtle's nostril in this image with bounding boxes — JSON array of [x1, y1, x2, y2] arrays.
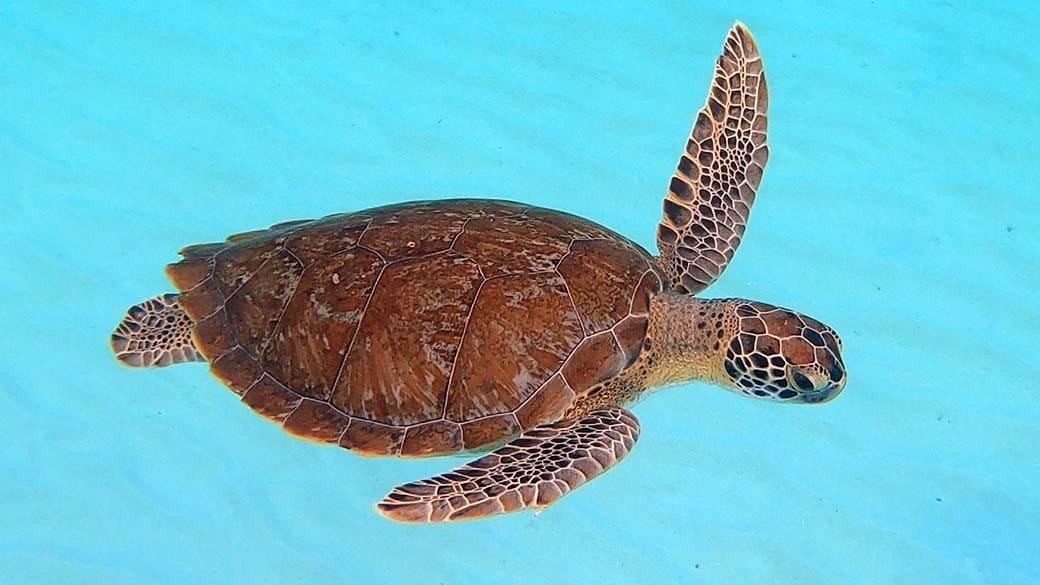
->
[[832, 375, 847, 393], [829, 364, 844, 383]]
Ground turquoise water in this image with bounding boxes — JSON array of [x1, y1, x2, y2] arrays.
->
[[3, 1, 1038, 583]]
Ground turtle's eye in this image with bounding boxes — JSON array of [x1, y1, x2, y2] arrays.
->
[[790, 369, 814, 391]]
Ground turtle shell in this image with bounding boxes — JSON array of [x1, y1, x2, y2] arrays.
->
[[168, 200, 664, 457]]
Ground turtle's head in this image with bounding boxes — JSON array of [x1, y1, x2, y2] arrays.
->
[[720, 300, 846, 403]]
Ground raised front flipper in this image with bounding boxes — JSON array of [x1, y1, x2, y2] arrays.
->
[[376, 408, 640, 523], [657, 23, 770, 294], [111, 294, 205, 367]]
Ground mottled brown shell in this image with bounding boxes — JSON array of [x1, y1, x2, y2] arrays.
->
[[168, 200, 663, 457]]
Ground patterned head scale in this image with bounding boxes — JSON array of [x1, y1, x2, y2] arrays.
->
[[723, 301, 846, 403]]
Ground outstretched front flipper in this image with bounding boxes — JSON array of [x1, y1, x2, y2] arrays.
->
[[377, 408, 640, 523], [657, 22, 770, 294], [111, 294, 205, 367]]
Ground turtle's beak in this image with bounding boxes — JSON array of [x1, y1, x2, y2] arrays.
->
[[803, 377, 845, 404]]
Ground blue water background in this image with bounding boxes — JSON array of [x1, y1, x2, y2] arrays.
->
[[2, 2, 1038, 583]]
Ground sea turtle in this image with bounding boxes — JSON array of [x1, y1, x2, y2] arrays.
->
[[111, 23, 846, 523]]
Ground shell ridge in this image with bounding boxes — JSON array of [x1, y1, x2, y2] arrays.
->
[[441, 272, 492, 421], [257, 252, 305, 357], [328, 261, 389, 409]]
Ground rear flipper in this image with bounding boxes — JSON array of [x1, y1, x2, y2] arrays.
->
[[111, 293, 205, 367], [377, 408, 640, 523]]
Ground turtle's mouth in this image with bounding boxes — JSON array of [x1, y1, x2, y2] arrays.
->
[[801, 379, 845, 404]]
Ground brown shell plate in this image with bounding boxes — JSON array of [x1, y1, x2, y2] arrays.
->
[[168, 199, 663, 457]]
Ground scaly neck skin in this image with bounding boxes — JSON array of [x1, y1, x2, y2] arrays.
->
[[643, 292, 739, 390]]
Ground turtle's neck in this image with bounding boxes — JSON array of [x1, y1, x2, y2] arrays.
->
[[644, 292, 738, 389]]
